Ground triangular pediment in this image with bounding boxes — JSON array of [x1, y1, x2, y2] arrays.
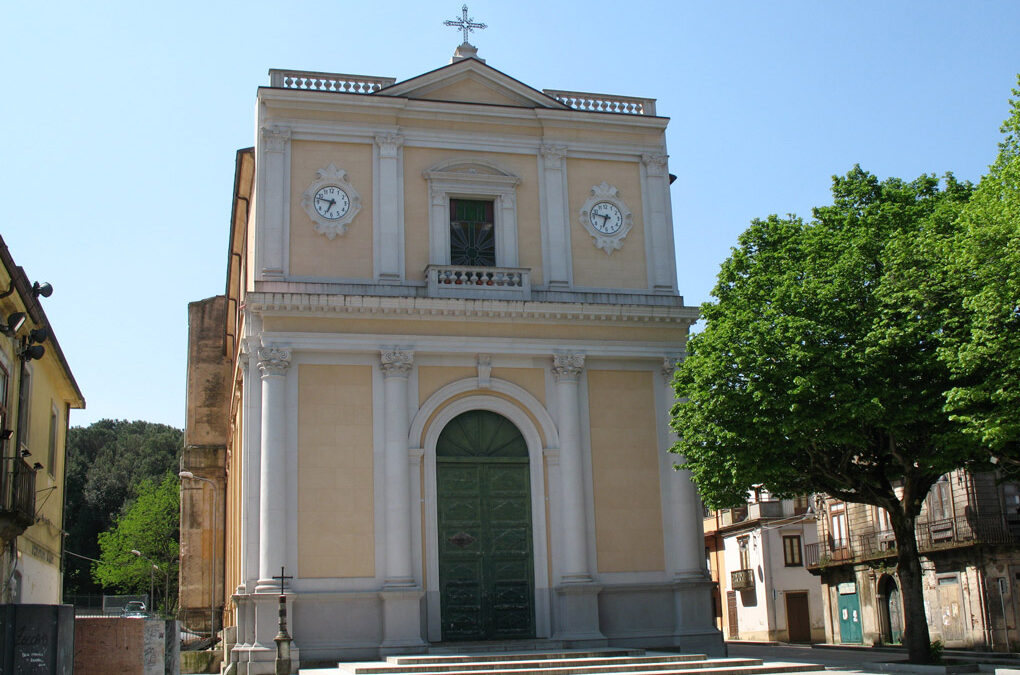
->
[[377, 58, 568, 110]]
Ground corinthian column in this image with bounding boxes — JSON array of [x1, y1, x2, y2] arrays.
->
[[256, 346, 290, 590], [381, 350, 414, 585], [662, 354, 707, 579], [552, 352, 591, 582]]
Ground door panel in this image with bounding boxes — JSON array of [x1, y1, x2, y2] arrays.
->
[[837, 593, 863, 644], [785, 591, 811, 643]]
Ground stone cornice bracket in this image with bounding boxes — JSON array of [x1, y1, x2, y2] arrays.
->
[[540, 143, 568, 166], [380, 349, 414, 377], [374, 132, 404, 158], [257, 346, 291, 377], [261, 125, 292, 153], [641, 152, 668, 176], [552, 353, 585, 382]]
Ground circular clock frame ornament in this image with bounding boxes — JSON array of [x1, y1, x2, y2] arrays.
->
[[301, 164, 362, 239], [579, 182, 633, 255]]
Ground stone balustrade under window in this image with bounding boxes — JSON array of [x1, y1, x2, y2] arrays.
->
[[426, 265, 531, 301]]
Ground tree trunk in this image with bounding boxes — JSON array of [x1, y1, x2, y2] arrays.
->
[[891, 510, 932, 664]]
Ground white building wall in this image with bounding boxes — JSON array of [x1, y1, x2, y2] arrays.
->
[[15, 548, 61, 604]]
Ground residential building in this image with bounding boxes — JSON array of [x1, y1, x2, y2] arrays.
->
[[705, 494, 825, 643], [0, 235, 84, 603], [807, 470, 1020, 650], [182, 39, 719, 673]]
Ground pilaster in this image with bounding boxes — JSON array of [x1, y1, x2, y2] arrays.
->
[[375, 133, 405, 282], [540, 144, 571, 289], [642, 153, 676, 293], [257, 126, 291, 279]]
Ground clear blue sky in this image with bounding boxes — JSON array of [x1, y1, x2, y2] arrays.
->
[[2, 1, 1018, 429]]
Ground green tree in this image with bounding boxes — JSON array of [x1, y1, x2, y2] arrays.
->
[[63, 419, 182, 596], [943, 80, 1020, 469], [93, 472, 180, 614], [671, 167, 977, 663]]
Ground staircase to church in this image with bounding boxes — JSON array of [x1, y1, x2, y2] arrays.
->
[[331, 648, 824, 675]]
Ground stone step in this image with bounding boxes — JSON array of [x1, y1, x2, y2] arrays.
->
[[362, 654, 712, 674], [346, 662, 820, 675], [391, 650, 643, 665]]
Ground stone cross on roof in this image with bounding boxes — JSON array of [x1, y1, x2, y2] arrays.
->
[[444, 5, 487, 45]]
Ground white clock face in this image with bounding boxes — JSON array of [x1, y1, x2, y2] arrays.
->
[[589, 201, 623, 235], [313, 185, 350, 220]]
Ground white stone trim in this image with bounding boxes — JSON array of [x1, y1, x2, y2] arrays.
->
[[373, 133, 405, 281], [415, 391, 553, 642], [579, 182, 633, 255], [255, 125, 292, 279], [299, 164, 363, 240], [423, 159, 521, 268]]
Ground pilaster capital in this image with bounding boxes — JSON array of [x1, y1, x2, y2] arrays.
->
[[261, 125, 292, 153], [380, 350, 414, 377], [430, 188, 447, 207], [257, 346, 291, 377], [552, 353, 585, 382], [374, 132, 404, 158], [540, 143, 568, 166], [641, 152, 669, 176]]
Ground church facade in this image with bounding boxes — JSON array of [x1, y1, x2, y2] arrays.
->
[[182, 43, 720, 673]]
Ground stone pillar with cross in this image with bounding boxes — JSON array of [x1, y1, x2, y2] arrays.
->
[[444, 5, 487, 63], [272, 567, 293, 675]]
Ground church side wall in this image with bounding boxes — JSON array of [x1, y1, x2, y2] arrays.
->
[[296, 364, 375, 578], [567, 158, 647, 289], [587, 369, 665, 573], [289, 140, 375, 279]]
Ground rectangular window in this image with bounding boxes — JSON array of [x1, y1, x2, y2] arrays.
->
[[449, 199, 495, 266], [737, 535, 750, 570], [47, 404, 58, 476], [783, 535, 803, 566]]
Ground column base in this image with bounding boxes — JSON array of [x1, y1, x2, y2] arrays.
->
[[380, 586, 426, 653], [552, 582, 605, 642]]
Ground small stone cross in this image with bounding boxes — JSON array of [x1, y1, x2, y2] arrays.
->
[[444, 5, 487, 44]]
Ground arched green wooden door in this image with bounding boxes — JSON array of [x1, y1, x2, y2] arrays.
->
[[436, 410, 535, 641]]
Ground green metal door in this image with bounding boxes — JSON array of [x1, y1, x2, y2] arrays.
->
[[437, 410, 535, 641], [837, 591, 863, 644]]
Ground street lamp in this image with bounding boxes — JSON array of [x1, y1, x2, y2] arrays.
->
[[130, 549, 160, 613], [180, 470, 219, 639]]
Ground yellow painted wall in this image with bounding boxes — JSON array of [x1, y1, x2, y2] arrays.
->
[[588, 370, 665, 573], [418, 366, 476, 406], [297, 365, 375, 578], [567, 158, 647, 289], [403, 148, 543, 284], [414, 77, 531, 107], [492, 367, 545, 406], [289, 140, 374, 279], [262, 315, 684, 345]]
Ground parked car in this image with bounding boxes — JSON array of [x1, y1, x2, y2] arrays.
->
[[121, 601, 148, 618]]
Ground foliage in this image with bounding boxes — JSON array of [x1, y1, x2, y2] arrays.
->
[[671, 165, 978, 663], [93, 472, 180, 613], [63, 419, 182, 595], [942, 78, 1020, 467], [929, 639, 944, 663]]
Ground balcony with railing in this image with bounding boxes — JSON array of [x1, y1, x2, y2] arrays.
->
[[731, 568, 755, 591], [0, 457, 37, 543], [805, 515, 1016, 569], [426, 265, 531, 301]]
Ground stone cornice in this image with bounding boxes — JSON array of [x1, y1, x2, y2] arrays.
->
[[243, 291, 698, 325]]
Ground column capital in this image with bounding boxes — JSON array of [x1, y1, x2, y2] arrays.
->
[[552, 353, 585, 382], [641, 152, 669, 176], [541, 143, 568, 166], [380, 350, 414, 377], [257, 346, 291, 377], [261, 125, 291, 153], [374, 132, 404, 157]]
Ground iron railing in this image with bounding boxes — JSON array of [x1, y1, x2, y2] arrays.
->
[[805, 515, 1016, 569], [0, 457, 37, 538]]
